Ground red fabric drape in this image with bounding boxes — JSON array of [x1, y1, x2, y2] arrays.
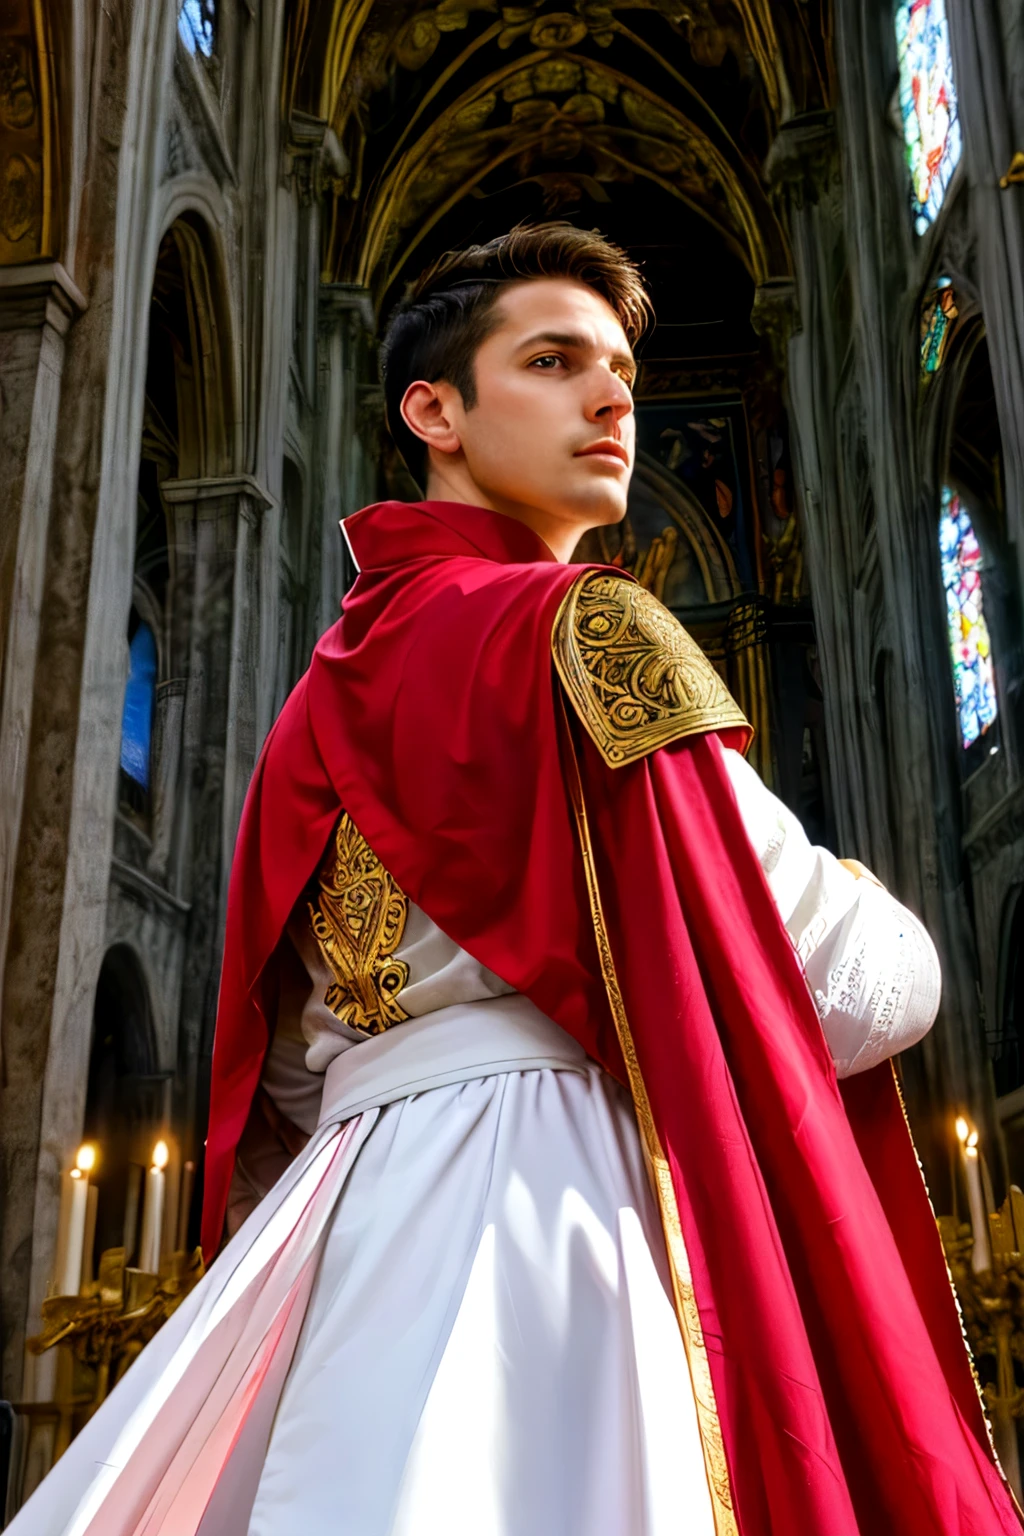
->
[[203, 499, 1019, 1534]]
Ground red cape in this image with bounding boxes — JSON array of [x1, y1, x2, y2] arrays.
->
[[204, 498, 1019, 1535]]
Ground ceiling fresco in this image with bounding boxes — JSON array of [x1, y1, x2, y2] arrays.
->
[[284, 0, 831, 306]]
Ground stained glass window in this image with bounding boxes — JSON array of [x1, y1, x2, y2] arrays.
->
[[938, 488, 998, 749], [920, 276, 957, 376], [895, 0, 962, 235], [179, 0, 215, 58], [120, 623, 157, 790]]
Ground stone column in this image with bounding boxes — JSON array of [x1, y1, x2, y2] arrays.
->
[[783, 3, 1003, 1195], [0, 262, 85, 1029], [315, 283, 376, 633], [764, 113, 894, 869], [159, 473, 271, 1151]]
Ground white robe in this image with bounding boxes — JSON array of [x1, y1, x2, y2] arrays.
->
[[9, 750, 940, 1536]]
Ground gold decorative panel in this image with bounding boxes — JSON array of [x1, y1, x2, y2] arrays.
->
[[0, 1, 56, 263], [553, 570, 750, 767], [307, 811, 411, 1037]]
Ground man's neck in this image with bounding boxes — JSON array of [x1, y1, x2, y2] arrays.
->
[[423, 468, 581, 563]]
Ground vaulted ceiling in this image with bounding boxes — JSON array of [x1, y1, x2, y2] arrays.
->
[[285, 0, 831, 356]]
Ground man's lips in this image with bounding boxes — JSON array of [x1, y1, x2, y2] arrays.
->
[[575, 439, 630, 467]]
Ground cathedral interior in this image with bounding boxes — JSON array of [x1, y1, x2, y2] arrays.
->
[[2, 0, 1024, 1512]]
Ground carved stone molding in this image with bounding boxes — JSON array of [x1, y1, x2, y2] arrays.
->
[[109, 856, 191, 921], [964, 783, 1024, 872], [0, 260, 85, 333], [161, 474, 273, 530], [285, 112, 349, 208], [319, 281, 375, 336], [764, 110, 840, 210], [161, 473, 272, 506], [751, 277, 800, 366]]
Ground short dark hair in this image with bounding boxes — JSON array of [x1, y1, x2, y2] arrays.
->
[[380, 222, 651, 484]]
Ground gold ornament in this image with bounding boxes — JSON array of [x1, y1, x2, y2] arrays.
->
[[307, 812, 411, 1036], [553, 570, 750, 767]]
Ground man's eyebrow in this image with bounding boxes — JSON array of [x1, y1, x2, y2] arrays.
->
[[517, 330, 636, 369]]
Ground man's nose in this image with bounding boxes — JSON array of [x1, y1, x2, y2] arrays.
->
[[586, 368, 634, 426]]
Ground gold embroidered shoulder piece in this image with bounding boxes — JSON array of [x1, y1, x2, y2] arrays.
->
[[307, 812, 410, 1037], [552, 570, 751, 768]]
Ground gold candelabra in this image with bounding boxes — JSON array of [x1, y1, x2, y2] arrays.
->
[[22, 1243, 204, 1463], [938, 1187, 1024, 1494]]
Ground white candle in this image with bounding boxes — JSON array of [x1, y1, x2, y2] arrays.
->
[[57, 1145, 96, 1296], [962, 1130, 993, 1274], [139, 1140, 168, 1274], [81, 1183, 99, 1288], [60, 1171, 88, 1296], [161, 1137, 181, 1262], [177, 1161, 196, 1252], [51, 1171, 75, 1296]]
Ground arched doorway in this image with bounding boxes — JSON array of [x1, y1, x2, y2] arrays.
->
[[83, 946, 164, 1264]]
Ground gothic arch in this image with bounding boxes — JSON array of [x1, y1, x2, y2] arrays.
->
[[931, 318, 1020, 770], [83, 944, 162, 1259], [147, 211, 236, 482]]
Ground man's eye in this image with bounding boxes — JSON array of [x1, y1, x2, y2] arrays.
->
[[529, 354, 563, 370]]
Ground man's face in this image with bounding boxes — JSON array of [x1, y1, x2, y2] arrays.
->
[[412, 278, 637, 551]]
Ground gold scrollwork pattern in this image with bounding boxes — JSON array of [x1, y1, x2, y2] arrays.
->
[[307, 812, 411, 1037], [552, 570, 751, 768]]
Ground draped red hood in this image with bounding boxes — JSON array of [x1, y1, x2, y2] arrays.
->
[[203, 497, 1019, 1536]]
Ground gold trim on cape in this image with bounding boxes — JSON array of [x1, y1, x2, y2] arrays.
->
[[553, 570, 751, 768], [307, 811, 411, 1037], [888, 1063, 1024, 1512], [559, 698, 739, 1536]]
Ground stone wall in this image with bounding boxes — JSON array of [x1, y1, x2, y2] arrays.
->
[[0, 0, 376, 1401], [778, 0, 1024, 1202]]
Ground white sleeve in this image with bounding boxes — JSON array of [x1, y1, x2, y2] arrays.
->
[[721, 747, 941, 1078]]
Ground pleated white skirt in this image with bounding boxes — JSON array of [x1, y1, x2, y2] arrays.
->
[[250, 1064, 714, 1536], [10, 1001, 716, 1536]]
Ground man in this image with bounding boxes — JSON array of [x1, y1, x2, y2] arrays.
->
[[14, 224, 1020, 1536]]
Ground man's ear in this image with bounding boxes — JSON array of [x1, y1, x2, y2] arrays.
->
[[400, 380, 462, 458]]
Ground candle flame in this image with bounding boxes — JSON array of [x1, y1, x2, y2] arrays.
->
[[955, 1116, 970, 1144], [152, 1140, 169, 1170], [70, 1167, 83, 1181], [965, 1144, 979, 1161], [76, 1144, 96, 1173], [967, 1129, 980, 1150]]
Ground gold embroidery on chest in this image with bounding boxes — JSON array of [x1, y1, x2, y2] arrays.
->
[[552, 570, 750, 767], [307, 812, 411, 1037]]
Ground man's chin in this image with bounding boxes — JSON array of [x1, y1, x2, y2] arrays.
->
[[571, 493, 629, 528]]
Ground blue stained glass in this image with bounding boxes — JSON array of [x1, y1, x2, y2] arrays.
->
[[895, 0, 962, 235], [120, 624, 157, 790], [938, 488, 998, 749], [179, 0, 215, 58]]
